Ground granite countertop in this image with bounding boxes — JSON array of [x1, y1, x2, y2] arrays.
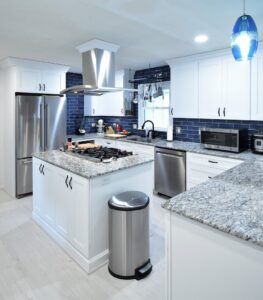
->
[[33, 150, 153, 180], [163, 159, 263, 247], [69, 133, 263, 247]]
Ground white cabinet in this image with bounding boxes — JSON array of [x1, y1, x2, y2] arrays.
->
[[186, 152, 242, 190], [199, 55, 250, 120], [170, 62, 198, 118], [33, 158, 89, 256], [84, 69, 134, 117], [199, 58, 223, 119], [116, 140, 154, 156], [251, 48, 263, 120], [17, 68, 66, 94], [222, 57, 250, 120], [33, 159, 56, 227], [168, 49, 252, 121]]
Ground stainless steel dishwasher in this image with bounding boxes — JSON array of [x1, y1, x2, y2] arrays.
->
[[154, 147, 186, 198]]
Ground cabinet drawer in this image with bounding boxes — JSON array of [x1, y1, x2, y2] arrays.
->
[[187, 152, 242, 171]]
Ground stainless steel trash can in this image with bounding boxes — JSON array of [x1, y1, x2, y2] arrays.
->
[[108, 191, 152, 280]]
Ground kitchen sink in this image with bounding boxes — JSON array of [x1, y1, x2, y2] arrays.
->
[[126, 136, 154, 143]]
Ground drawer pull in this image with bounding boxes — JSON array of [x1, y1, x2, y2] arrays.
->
[[208, 176, 212, 179], [65, 175, 69, 188], [208, 160, 218, 164]]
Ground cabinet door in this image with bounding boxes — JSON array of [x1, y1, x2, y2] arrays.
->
[[33, 159, 56, 227], [68, 174, 90, 257], [41, 71, 63, 94], [54, 168, 71, 238], [251, 49, 263, 120], [223, 57, 250, 120], [17, 68, 42, 92], [170, 62, 198, 118], [199, 58, 223, 119]]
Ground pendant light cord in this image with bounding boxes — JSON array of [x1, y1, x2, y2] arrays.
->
[[243, 0, 246, 15]]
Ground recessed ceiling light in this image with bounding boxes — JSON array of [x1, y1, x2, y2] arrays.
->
[[194, 35, 209, 43]]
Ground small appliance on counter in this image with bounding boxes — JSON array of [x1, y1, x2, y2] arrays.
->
[[97, 119, 105, 136], [200, 128, 248, 153], [251, 132, 263, 154], [76, 116, 86, 135]]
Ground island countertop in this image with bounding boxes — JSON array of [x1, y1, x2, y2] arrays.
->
[[33, 150, 153, 179]]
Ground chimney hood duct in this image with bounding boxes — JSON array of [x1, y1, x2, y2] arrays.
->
[[60, 39, 137, 96]]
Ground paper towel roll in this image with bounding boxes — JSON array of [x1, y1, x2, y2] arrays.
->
[[167, 125, 173, 141]]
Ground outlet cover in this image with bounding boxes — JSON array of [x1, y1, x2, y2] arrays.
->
[[176, 127, 181, 134], [91, 123, 96, 127], [133, 124, 137, 129]]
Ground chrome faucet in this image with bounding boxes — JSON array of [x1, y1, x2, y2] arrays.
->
[[142, 120, 155, 139]]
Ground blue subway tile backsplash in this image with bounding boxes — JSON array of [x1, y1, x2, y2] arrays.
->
[[66, 71, 263, 148]]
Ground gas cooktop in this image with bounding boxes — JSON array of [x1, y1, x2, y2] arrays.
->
[[67, 146, 134, 163]]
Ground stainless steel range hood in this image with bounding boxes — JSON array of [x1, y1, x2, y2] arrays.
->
[[60, 39, 137, 96]]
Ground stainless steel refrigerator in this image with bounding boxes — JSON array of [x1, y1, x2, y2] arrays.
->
[[16, 94, 66, 198]]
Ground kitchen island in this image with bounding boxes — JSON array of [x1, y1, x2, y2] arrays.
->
[[32, 150, 153, 274], [163, 158, 263, 300]]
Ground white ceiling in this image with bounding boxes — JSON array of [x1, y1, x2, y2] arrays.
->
[[0, 0, 263, 72]]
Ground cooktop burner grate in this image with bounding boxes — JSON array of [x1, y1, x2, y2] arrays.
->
[[69, 146, 134, 162]]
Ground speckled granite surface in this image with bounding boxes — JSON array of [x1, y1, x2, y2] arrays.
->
[[33, 150, 153, 179], [69, 133, 263, 246], [163, 159, 263, 247]]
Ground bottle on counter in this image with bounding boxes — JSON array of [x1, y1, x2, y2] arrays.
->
[[167, 124, 173, 142], [67, 137, 73, 150]]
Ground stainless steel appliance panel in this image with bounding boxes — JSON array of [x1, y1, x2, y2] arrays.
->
[[44, 96, 66, 151], [16, 95, 43, 158], [154, 147, 186, 198], [16, 158, 33, 197]]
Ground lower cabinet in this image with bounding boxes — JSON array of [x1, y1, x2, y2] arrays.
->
[[186, 153, 242, 190], [33, 158, 90, 257], [116, 141, 154, 156]]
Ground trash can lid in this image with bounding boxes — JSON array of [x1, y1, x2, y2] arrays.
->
[[108, 191, 149, 211]]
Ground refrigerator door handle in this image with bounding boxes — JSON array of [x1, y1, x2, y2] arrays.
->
[[40, 103, 44, 151], [44, 103, 48, 150]]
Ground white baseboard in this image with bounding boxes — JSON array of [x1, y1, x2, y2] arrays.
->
[[32, 212, 108, 274]]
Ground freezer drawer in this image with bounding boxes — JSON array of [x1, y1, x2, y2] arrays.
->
[[16, 158, 33, 197], [154, 147, 186, 198]]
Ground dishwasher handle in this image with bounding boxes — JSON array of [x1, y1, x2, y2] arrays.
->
[[155, 147, 186, 158]]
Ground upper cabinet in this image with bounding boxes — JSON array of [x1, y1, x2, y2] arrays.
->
[[199, 55, 250, 120], [251, 47, 263, 120], [84, 69, 135, 117], [170, 61, 198, 118], [199, 58, 223, 119], [1, 58, 69, 94], [168, 49, 252, 121]]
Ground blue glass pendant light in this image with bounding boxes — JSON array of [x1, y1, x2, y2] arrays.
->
[[231, 0, 258, 61]]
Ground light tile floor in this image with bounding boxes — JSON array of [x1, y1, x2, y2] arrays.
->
[[0, 189, 167, 300]]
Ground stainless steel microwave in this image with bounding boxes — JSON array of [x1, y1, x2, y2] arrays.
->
[[200, 128, 248, 153]]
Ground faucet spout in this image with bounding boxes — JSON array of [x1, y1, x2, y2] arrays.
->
[[141, 120, 155, 139]]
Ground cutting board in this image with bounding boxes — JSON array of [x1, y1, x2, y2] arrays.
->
[[77, 143, 99, 150], [104, 134, 127, 139]]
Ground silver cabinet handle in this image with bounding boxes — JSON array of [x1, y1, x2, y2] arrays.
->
[[218, 107, 220, 116], [208, 176, 212, 179], [39, 164, 42, 173], [43, 84, 46, 91], [223, 107, 226, 117], [69, 177, 72, 190], [121, 108, 124, 115], [65, 175, 69, 188], [171, 108, 174, 116], [208, 160, 218, 164], [92, 108, 95, 114], [41, 165, 45, 175], [39, 84, 42, 91]]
